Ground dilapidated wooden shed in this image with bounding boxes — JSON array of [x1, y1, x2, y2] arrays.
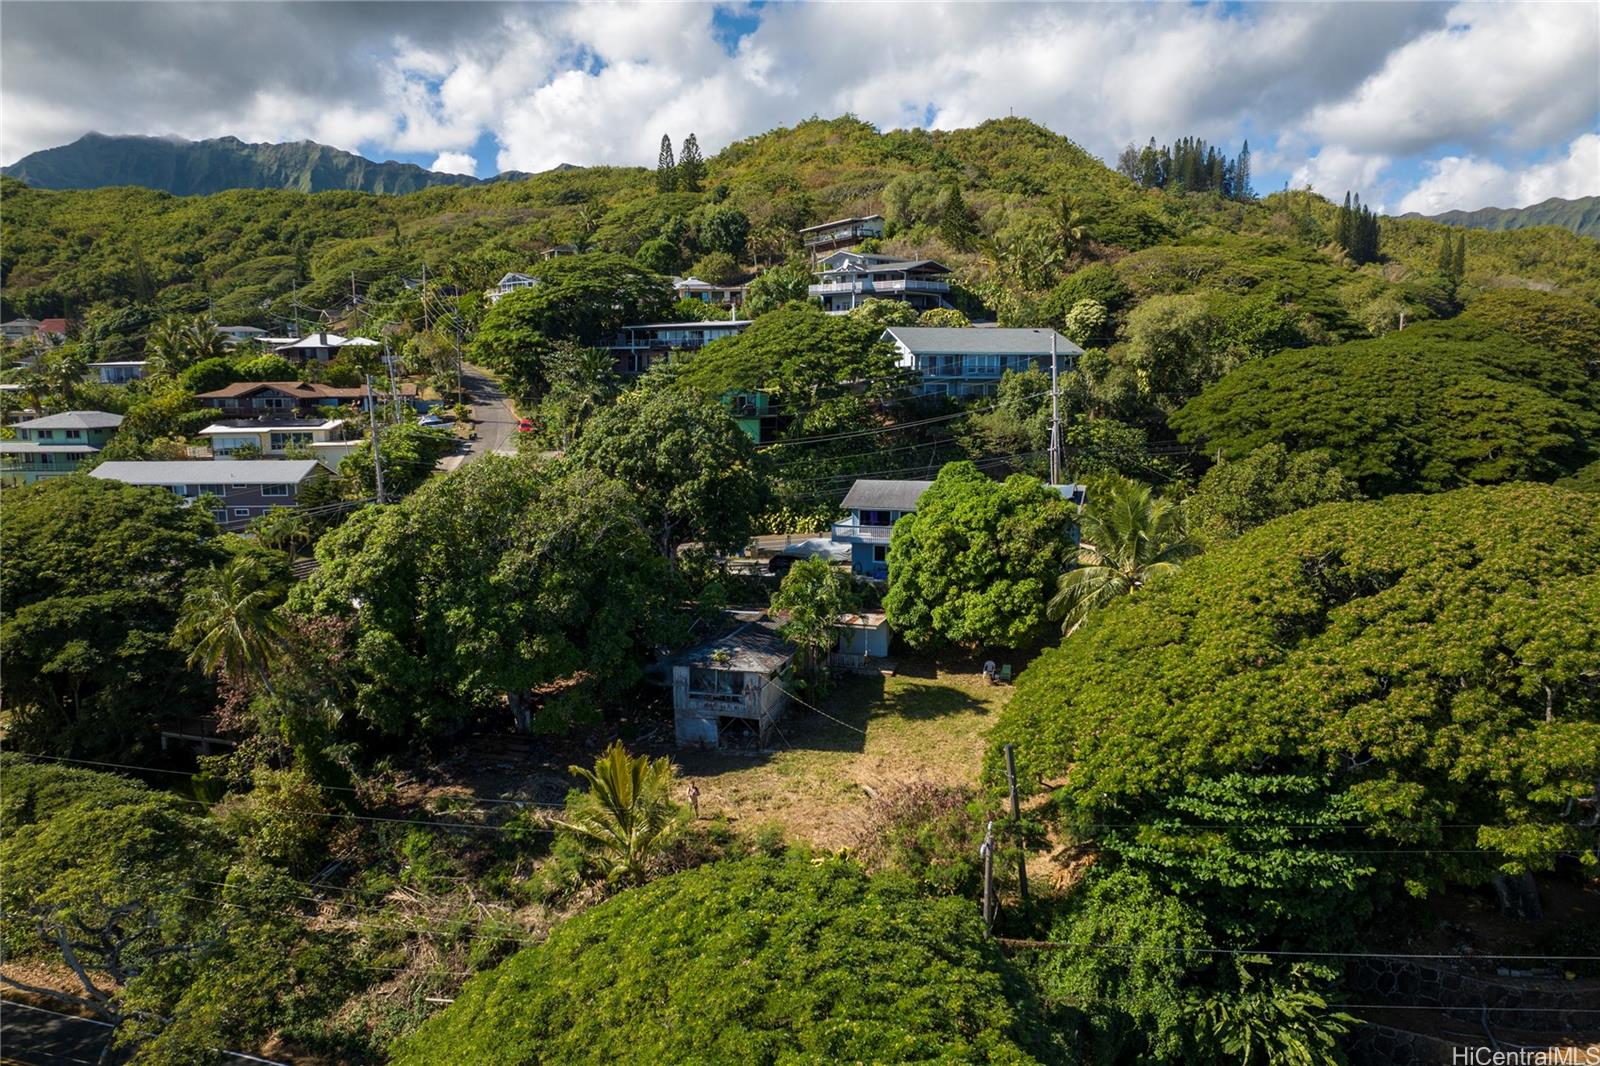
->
[[669, 616, 795, 749]]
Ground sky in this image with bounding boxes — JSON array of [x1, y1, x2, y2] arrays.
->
[[1, 1, 1596, 214]]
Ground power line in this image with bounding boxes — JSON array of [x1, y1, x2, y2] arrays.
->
[[761, 390, 1053, 448], [992, 938, 1600, 962]]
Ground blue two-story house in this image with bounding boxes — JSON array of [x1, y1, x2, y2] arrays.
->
[[882, 326, 1083, 398], [0, 410, 123, 486], [830, 478, 934, 580]]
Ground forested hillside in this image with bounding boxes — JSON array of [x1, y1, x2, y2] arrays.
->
[[4, 116, 1598, 329]]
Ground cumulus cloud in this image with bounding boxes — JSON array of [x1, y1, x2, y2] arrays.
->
[[429, 151, 478, 177], [1, 1, 1594, 212], [1396, 133, 1600, 214]]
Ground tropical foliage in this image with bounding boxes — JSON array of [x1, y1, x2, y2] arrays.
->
[[555, 741, 684, 883]]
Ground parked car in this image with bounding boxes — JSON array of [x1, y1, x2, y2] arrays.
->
[[517, 418, 535, 433], [417, 413, 456, 427]]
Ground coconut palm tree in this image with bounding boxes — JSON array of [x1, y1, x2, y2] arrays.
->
[[174, 555, 291, 695], [145, 315, 226, 379], [556, 741, 684, 883], [1048, 475, 1200, 636]]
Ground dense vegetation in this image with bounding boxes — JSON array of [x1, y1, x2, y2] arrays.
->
[[392, 857, 1065, 1065]]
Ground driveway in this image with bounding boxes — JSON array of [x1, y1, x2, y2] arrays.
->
[[439, 362, 520, 472]]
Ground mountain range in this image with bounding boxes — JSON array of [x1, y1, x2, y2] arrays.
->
[[0, 132, 552, 196], [1401, 195, 1600, 239]]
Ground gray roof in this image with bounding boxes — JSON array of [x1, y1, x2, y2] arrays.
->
[[90, 459, 327, 486], [11, 410, 124, 430], [799, 214, 885, 234], [675, 617, 795, 674], [198, 417, 343, 432], [841, 479, 934, 512], [882, 327, 1084, 357], [623, 319, 753, 331], [828, 258, 950, 275]]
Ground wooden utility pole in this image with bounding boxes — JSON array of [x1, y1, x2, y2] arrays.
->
[[1004, 743, 1030, 907], [980, 819, 996, 936]]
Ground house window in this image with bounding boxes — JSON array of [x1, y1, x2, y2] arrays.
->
[[171, 484, 188, 497], [65, 429, 82, 440], [212, 509, 227, 522], [964, 354, 1000, 376], [873, 545, 889, 562], [859, 509, 892, 527], [232, 508, 251, 518], [262, 484, 290, 497]]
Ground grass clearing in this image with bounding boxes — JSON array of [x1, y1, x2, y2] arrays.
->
[[665, 659, 1010, 850]]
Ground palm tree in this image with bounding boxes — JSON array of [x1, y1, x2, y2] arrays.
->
[[1051, 196, 1095, 258], [145, 315, 226, 379], [556, 741, 683, 883], [1048, 475, 1200, 635], [174, 555, 291, 695], [249, 509, 310, 557]]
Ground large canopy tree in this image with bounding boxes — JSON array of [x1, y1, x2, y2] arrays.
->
[[291, 456, 675, 737], [1171, 320, 1599, 494], [884, 461, 1077, 649], [990, 482, 1600, 879], [391, 857, 1065, 1065], [567, 388, 767, 561], [0, 478, 220, 756]]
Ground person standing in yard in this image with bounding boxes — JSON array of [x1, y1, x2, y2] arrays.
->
[[688, 781, 701, 818]]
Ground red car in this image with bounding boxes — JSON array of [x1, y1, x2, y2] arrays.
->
[[517, 418, 535, 433]]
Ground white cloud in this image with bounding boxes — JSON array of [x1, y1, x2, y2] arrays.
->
[[429, 151, 478, 177], [1396, 133, 1600, 214], [1287, 145, 1394, 209]]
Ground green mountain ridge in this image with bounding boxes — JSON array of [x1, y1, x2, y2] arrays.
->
[[0, 132, 552, 195], [1404, 195, 1600, 238]]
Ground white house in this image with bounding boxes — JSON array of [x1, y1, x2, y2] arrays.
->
[[216, 325, 268, 346], [89, 360, 148, 384], [273, 332, 380, 364], [198, 416, 348, 459], [673, 276, 747, 309], [881, 326, 1082, 397], [486, 272, 539, 305], [810, 251, 952, 314]]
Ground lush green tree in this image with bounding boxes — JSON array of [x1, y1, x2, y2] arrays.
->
[[1172, 319, 1599, 494], [847, 296, 919, 329], [700, 205, 750, 259], [469, 253, 671, 355], [991, 483, 1600, 881], [232, 353, 297, 381], [178, 355, 239, 394], [534, 342, 620, 446], [667, 296, 729, 322], [741, 259, 815, 317], [568, 388, 766, 561], [884, 461, 1076, 649], [676, 301, 905, 410], [293, 458, 672, 736], [940, 183, 978, 250], [0, 479, 219, 756], [1460, 288, 1600, 370], [1049, 475, 1198, 635], [677, 132, 706, 192], [917, 306, 971, 327], [1187, 444, 1359, 541], [687, 250, 740, 285], [98, 384, 209, 459], [391, 857, 1063, 1066], [174, 553, 291, 699], [1063, 299, 1107, 345], [771, 557, 862, 688], [655, 134, 676, 192], [634, 236, 681, 275], [145, 315, 227, 378], [555, 741, 684, 884], [338, 421, 455, 499]]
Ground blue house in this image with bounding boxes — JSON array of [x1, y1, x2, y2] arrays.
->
[[881, 326, 1082, 398], [0, 410, 123, 486], [830, 478, 934, 580]]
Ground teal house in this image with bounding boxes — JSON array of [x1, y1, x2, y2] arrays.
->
[[721, 390, 774, 444], [0, 411, 123, 487]]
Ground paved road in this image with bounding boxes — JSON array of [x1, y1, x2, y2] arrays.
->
[[439, 362, 520, 472], [1, 1000, 125, 1066]]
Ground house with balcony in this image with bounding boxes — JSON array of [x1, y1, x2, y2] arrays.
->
[[272, 331, 381, 364], [0, 410, 123, 486], [721, 389, 776, 444], [486, 272, 539, 305], [830, 478, 934, 580], [195, 381, 417, 419], [882, 326, 1082, 397], [198, 416, 350, 462], [810, 251, 952, 314], [608, 319, 752, 376], [90, 360, 147, 384], [216, 325, 267, 347], [666, 611, 795, 749], [90, 459, 331, 528], [800, 215, 886, 259], [673, 275, 748, 310]]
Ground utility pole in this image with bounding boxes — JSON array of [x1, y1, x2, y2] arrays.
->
[[420, 261, 431, 334], [366, 375, 385, 504], [1048, 332, 1061, 486], [291, 280, 301, 338], [1004, 744, 1030, 908], [979, 820, 996, 936], [351, 271, 359, 328]]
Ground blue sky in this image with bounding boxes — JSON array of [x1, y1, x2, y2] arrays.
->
[[3, 1, 1596, 213]]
